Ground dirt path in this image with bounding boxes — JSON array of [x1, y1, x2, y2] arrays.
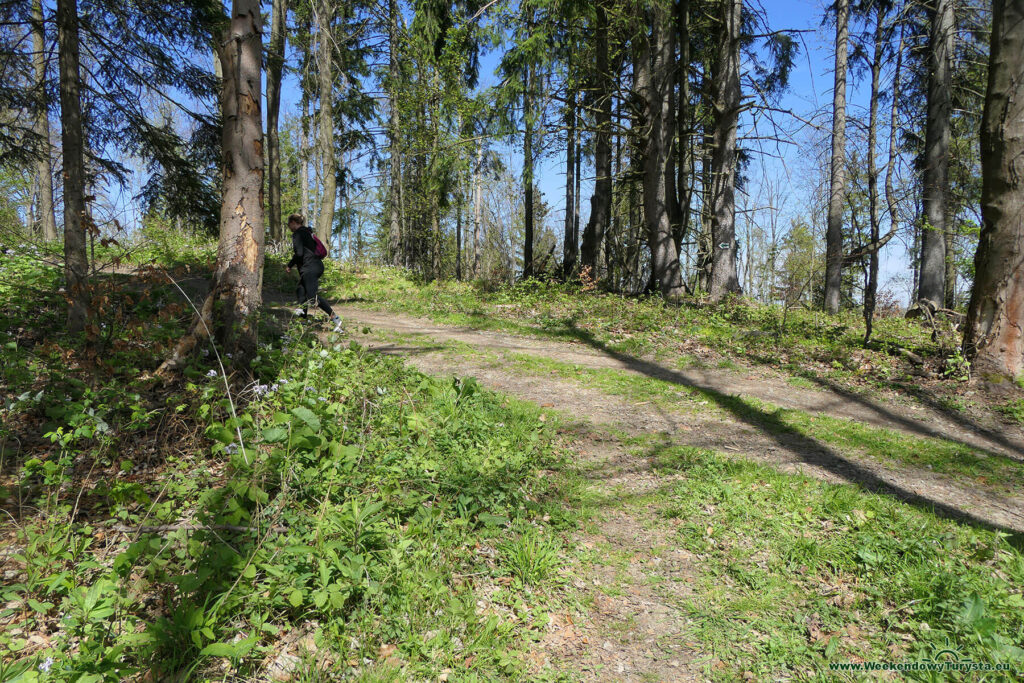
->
[[337, 307, 1024, 460], [332, 305, 1024, 537]]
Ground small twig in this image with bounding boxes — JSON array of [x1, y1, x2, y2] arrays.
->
[[111, 522, 288, 534]]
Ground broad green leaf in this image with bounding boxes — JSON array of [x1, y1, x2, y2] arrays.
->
[[262, 426, 288, 443], [291, 406, 321, 431]]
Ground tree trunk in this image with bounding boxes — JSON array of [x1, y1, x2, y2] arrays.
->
[[160, 0, 265, 371], [523, 58, 535, 279], [573, 115, 581, 262], [32, 0, 58, 242], [824, 0, 849, 313], [57, 0, 88, 333], [918, 0, 953, 306], [473, 138, 482, 278], [388, 0, 402, 266], [456, 184, 463, 281], [884, 22, 905, 275], [266, 0, 287, 242], [300, 88, 311, 224], [675, 0, 691, 251], [962, 0, 1024, 382], [640, 6, 684, 300], [708, 0, 742, 303], [314, 1, 336, 248], [864, 8, 885, 344], [563, 79, 577, 278], [580, 1, 612, 277]]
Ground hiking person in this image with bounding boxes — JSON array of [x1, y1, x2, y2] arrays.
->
[[285, 213, 343, 332]]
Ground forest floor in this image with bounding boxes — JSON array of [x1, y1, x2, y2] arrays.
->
[[3, 245, 1024, 682]]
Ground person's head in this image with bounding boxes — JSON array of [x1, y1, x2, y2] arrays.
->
[[287, 213, 304, 231]]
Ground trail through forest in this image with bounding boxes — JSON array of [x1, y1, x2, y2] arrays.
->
[[325, 304, 1024, 535], [269, 299, 1023, 680]]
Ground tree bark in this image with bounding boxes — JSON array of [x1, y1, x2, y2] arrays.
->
[[675, 0, 691, 251], [824, 0, 849, 313], [473, 138, 483, 278], [708, 0, 742, 303], [563, 78, 577, 278], [314, 0, 336, 248], [884, 22, 904, 275], [580, 1, 612, 277], [32, 0, 58, 242], [918, 0, 954, 306], [266, 0, 287, 242], [523, 57, 535, 279], [864, 8, 885, 344], [962, 0, 1024, 382], [388, 0, 402, 266], [160, 0, 265, 371], [57, 0, 88, 332], [639, 6, 684, 300]]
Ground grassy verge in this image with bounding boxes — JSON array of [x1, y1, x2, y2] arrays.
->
[[0, 241, 579, 681], [623, 437, 1024, 681]]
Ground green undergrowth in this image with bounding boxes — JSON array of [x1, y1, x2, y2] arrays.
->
[[0, 240, 578, 681], [626, 438, 1024, 681], [329, 267, 947, 393]]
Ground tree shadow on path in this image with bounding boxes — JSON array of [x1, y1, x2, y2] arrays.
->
[[560, 321, 1024, 543], [745, 350, 1024, 461]]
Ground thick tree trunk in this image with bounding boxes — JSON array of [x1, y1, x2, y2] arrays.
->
[[824, 0, 849, 313], [523, 58, 535, 279], [580, 2, 612, 277], [918, 0, 953, 306], [563, 81, 577, 278], [57, 0, 88, 332], [32, 0, 58, 242], [639, 6, 684, 300], [963, 0, 1024, 383], [160, 0, 265, 371], [314, 1, 336, 247], [708, 0, 742, 303], [864, 9, 885, 344], [266, 0, 286, 242], [388, 0, 402, 266]]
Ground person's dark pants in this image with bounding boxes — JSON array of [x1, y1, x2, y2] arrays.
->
[[296, 265, 335, 317]]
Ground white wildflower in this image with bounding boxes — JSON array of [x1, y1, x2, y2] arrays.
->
[[206, 369, 217, 378], [224, 443, 239, 454], [39, 657, 53, 673]]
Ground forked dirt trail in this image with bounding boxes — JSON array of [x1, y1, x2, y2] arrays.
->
[[333, 305, 1024, 536]]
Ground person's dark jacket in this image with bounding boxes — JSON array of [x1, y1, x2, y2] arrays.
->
[[288, 226, 323, 273]]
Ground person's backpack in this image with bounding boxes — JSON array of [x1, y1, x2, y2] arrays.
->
[[311, 234, 328, 259]]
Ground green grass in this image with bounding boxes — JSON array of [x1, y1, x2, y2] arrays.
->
[[630, 437, 1024, 681], [997, 399, 1024, 425]]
